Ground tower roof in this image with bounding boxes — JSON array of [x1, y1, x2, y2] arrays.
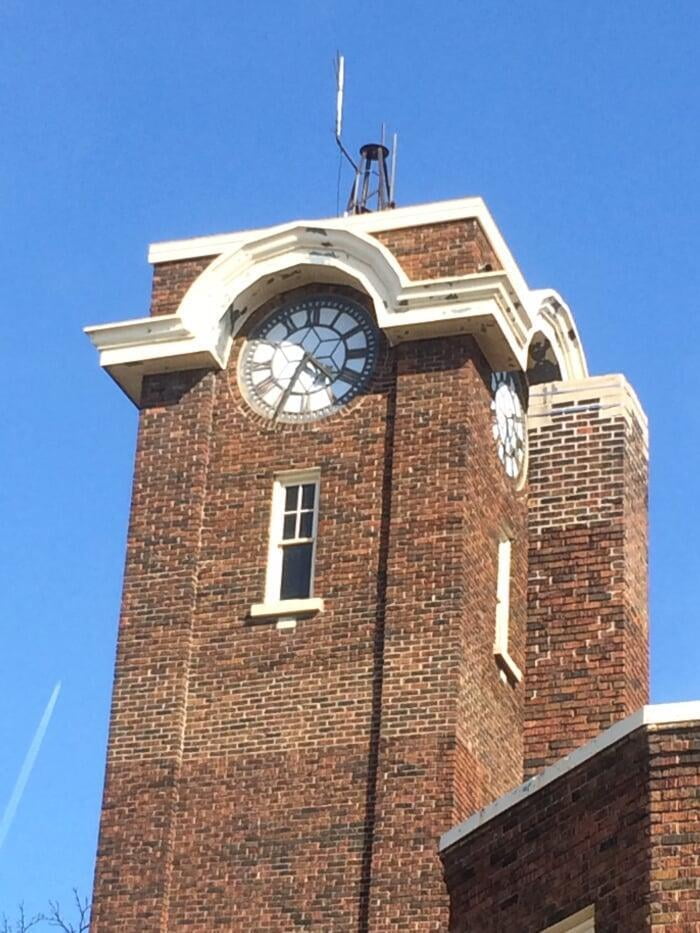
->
[[85, 197, 587, 404]]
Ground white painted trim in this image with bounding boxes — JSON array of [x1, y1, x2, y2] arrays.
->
[[86, 205, 589, 404], [528, 289, 588, 382], [147, 197, 494, 263], [144, 197, 551, 334], [249, 598, 324, 619], [83, 312, 231, 404], [263, 469, 321, 606], [494, 536, 512, 656], [541, 905, 595, 933], [439, 700, 700, 853], [529, 374, 648, 452]]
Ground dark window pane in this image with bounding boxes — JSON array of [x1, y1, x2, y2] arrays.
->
[[299, 511, 314, 538], [283, 514, 297, 540], [301, 483, 316, 510], [280, 543, 313, 599], [284, 485, 299, 511]]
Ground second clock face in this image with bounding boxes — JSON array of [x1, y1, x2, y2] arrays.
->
[[239, 294, 378, 423], [491, 371, 527, 482]]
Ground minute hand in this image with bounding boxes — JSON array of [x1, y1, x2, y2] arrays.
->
[[273, 351, 311, 421]]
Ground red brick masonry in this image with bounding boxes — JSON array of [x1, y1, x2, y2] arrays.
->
[[525, 380, 649, 775], [93, 221, 525, 931], [92, 218, 654, 931], [440, 709, 700, 933]]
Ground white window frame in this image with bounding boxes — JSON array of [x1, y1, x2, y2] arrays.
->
[[540, 905, 595, 933], [493, 532, 522, 684], [250, 469, 324, 623]]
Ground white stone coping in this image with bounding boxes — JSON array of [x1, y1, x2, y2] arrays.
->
[[148, 196, 514, 271], [249, 597, 324, 620], [439, 701, 700, 853], [85, 198, 589, 405], [528, 373, 648, 453]]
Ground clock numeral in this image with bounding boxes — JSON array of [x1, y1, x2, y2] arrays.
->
[[346, 348, 366, 360], [337, 367, 361, 386], [256, 375, 278, 397], [306, 306, 321, 326], [251, 360, 272, 373], [342, 324, 364, 340], [277, 312, 294, 336]]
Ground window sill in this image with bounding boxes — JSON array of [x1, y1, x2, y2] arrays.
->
[[249, 597, 324, 620], [494, 648, 522, 685]]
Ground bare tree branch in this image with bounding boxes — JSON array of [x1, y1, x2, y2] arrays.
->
[[0, 904, 43, 933], [45, 890, 90, 933], [3, 891, 90, 933]]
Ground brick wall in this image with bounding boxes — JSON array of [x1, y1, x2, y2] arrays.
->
[[365, 337, 526, 930], [150, 255, 217, 316], [91, 368, 216, 929], [524, 377, 649, 775], [441, 728, 652, 932], [648, 723, 700, 929], [93, 222, 526, 930], [441, 719, 700, 932], [373, 219, 500, 279], [93, 219, 652, 930]]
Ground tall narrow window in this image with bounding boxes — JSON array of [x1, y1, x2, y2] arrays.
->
[[494, 535, 512, 654], [494, 533, 522, 683], [265, 471, 320, 603]]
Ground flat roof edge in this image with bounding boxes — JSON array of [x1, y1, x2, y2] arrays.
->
[[439, 700, 700, 853], [147, 196, 486, 263]]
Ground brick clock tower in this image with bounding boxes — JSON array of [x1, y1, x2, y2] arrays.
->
[[86, 197, 652, 931]]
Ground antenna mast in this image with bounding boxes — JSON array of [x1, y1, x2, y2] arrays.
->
[[333, 54, 397, 215]]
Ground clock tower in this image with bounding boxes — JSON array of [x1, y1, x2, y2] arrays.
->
[[86, 198, 647, 930]]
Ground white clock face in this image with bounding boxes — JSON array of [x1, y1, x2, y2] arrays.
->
[[239, 294, 378, 423], [491, 372, 527, 481]]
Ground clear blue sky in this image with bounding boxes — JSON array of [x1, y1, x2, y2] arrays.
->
[[2, 0, 699, 912]]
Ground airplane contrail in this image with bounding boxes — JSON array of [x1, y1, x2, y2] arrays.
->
[[0, 681, 61, 852]]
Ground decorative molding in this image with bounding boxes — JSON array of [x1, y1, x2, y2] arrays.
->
[[148, 197, 502, 263], [86, 198, 589, 405], [528, 289, 588, 382], [439, 700, 700, 853]]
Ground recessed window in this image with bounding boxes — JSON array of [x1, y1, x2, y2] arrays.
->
[[494, 533, 522, 684], [495, 535, 512, 655], [265, 471, 320, 603], [540, 905, 595, 933]]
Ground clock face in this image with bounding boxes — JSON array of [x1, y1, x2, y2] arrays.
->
[[239, 294, 378, 423], [491, 371, 527, 482]]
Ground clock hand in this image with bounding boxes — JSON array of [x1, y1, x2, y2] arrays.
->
[[273, 351, 311, 421], [306, 354, 336, 382]]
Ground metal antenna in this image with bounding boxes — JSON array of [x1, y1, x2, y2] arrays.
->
[[334, 53, 358, 173], [389, 132, 398, 204], [332, 54, 397, 214], [335, 53, 344, 139]]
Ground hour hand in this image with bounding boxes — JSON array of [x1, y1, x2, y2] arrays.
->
[[306, 354, 336, 382], [273, 351, 310, 420]]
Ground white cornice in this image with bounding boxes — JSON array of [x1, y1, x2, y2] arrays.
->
[[86, 198, 589, 405], [147, 197, 490, 262], [438, 700, 700, 854], [84, 313, 229, 404]]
